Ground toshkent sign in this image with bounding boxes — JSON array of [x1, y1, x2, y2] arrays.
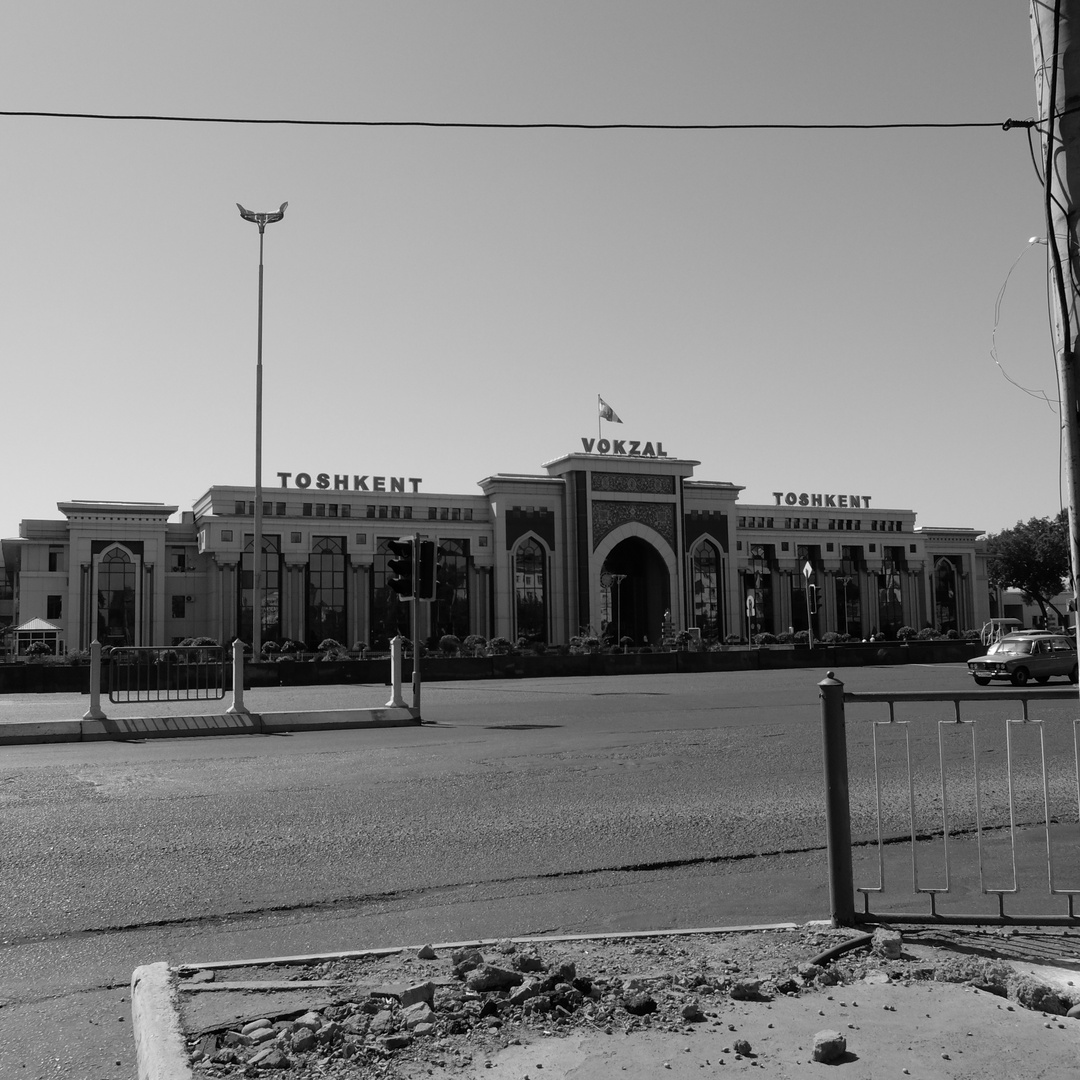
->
[[581, 437, 667, 457], [277, 472, 422, 493], [772, 491, 872, 508]]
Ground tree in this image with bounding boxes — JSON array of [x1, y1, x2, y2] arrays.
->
[[985, 511, 1070, 626]]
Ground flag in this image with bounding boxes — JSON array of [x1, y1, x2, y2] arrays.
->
[[598, 397, 622, 423]]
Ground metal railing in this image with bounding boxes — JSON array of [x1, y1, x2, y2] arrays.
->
[[821, 672, 1080, 926], [107, 645, 227, 703]]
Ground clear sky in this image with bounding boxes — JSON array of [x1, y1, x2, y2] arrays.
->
[[0, 2, 1060, 542]]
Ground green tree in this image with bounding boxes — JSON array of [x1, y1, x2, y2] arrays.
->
[[985, 510, 1071, 626]]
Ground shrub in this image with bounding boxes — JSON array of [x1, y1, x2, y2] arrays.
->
[[569, 636, 585, 654], [462, 634, 487, 657], [793, 630, 810, 644], [487, 636, 515, 655], [279, 639, 302, 654], [439, 634, 461, 656], [897, 626, 918, 641], [674, 630, 692, 649], [724, 633, 744, 645], [753, 632, 779, 646], [619, 636, 634, 650], [916, 627, 940, 640], [261, 639, 281, 654], [777, 631, 795, 644], [963, 628, 982, 640], [24, 640, 53, 658], [945, 629, 960, 640], [820, 631, 842, 644], [317, 638, 349, 660], [581, 636, 601, 654], [352, 641, 369, 654]]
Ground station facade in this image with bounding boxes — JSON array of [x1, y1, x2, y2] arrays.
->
[[0, 444, 993, 655]]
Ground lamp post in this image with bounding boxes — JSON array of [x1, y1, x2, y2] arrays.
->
[[237, 201, 287, 660]]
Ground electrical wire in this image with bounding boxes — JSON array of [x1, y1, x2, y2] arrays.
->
[[0, 108, 1049, 131], [991, 240, 1061, 411]]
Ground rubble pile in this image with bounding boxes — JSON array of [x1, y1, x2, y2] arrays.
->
[[185, 931, 846, 1076], [182, 926, 1080, 1077]]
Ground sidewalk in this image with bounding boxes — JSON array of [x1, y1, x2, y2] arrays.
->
[[132, 923, 1080, 1080], [0, 684, 419, 743]]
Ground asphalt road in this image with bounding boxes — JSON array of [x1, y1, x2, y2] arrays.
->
[[1, 662, 1076, 1078]]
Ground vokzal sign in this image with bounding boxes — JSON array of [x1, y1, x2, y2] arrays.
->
[[580, 438, 667, 457]]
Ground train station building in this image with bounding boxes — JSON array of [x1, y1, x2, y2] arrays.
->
[[0, 442, 993, 655]]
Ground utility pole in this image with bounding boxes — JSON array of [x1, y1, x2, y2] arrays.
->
[[1031, 1, 1080, 678]]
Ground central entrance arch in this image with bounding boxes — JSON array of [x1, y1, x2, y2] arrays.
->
[[600, 536, 670, 646]]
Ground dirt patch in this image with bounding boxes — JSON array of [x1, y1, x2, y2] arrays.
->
[[180, 926, 1080, 1079]]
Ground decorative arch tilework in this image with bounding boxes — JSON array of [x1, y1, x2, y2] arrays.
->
[[591, 472, 675, 495], [592, 501, 676, 549]]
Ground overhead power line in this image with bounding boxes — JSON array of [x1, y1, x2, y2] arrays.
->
[[0, 108, 1042, 131]]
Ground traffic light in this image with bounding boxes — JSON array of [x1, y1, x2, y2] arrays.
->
[[387, 538, 415, 598], [808, 584, 819, 615], [417, 540, 437, 601]]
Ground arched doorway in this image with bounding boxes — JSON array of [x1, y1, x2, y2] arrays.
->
[[599, 537, 670, 647]]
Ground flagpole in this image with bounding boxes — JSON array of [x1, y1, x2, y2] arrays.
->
[[598, 394, 601, 442]]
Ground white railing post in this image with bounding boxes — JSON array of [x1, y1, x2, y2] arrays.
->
[[227, 639, 248, 714], [82, 640, 106, 720], [386, 635, 407, 708]]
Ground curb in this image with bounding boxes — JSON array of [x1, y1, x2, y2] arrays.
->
[[131, 963, 193, 1080], [0, 707, 420, 745]]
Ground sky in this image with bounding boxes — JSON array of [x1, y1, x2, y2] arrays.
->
[[0, 2, 1062, 542]]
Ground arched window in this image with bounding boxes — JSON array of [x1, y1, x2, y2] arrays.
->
[[690, 540, 721, 641], [307, 537, 347, 649], [934, 557, 959, 634], [97, 546, 136, 647], [514, 538, 547, 645]]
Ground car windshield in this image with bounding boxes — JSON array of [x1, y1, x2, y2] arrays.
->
[[988, 640, 1032, 656]]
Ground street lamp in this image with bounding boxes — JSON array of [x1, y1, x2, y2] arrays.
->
[[237, 201, 287, 659]]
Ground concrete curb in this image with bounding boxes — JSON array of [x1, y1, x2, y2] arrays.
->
[[0, 707, 420, 745], [131, 962, 193, 1080]]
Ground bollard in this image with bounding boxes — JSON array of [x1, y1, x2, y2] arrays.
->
[[82, 640, 107, 720], [386, 636, 407, 708], [226, 639, 248, 714], [820, 671, 855, 926]]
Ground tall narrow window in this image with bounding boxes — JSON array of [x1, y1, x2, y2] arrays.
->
[[934, 557, 959, 634], [835, 546, 862, 637], [307, 537, 347, 649], [97, 547, 136, 647], [690, 540, 721, 641], [240, 535, 281, 645], [514, 538, 547, 645], [434, 539, 470, 641], [371, 537, 412, 648]]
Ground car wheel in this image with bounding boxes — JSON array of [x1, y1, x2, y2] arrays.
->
[[972, 676, 991, 687], [1011, 668, 1030, 687]]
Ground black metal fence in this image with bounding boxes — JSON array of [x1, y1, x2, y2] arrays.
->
[[108, 646, 228, 704]]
